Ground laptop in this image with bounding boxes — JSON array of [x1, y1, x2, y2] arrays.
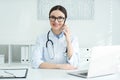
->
[[68, 45, 120, 78]]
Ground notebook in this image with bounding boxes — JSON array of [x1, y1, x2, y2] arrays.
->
[[68, 46, 120, 78]]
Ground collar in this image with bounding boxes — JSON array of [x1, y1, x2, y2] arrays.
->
[[50, 30, 64, 39]]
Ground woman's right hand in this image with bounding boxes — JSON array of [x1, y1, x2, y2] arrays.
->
[[57, 64, 77, 70]]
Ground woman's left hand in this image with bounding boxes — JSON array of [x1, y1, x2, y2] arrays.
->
[[62, 24, 73, 59]]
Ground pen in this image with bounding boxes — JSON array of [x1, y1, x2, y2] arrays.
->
[[4, 71, 16, 77]]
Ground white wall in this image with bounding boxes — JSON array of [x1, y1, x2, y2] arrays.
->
[[112, 0, 120, 45], [0, 0, 120, 47], [94, 0, 112, 46], [0, 0, 37, 44]]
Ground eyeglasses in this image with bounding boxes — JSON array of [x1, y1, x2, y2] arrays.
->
[[49, 16, 65, 22]]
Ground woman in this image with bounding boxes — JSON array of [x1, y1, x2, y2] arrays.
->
[[32, 5, 80, 70]]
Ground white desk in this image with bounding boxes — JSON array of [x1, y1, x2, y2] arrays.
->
[[0, 64, 120, 80], [27, 69, 120, 80]]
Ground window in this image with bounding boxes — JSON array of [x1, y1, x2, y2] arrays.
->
[[37, 0, 94, 20]]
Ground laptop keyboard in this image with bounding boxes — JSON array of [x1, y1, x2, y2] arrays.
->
[[79, 72, 88, 76]]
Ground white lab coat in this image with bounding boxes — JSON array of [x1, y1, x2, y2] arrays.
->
[[32, 30, 80, 68]]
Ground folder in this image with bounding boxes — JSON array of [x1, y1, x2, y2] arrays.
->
[[25, 47, 29, 63], [21, 47, 26, 63], [21, 46, 29, 64], [0, 68, 28, 79]]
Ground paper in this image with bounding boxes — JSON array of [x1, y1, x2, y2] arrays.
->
[[0, 68, 28, 78]]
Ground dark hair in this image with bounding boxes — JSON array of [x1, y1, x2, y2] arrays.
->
[[49, 5, 67, 19]]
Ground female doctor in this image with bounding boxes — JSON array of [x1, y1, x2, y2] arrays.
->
[[32, 5, 80, 70]]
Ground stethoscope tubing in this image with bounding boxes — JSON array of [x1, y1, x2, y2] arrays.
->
[[46, 30, 54, 59], [46, 30, 67, 59]]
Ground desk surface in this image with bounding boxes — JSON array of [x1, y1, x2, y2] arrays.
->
[[0, 64, 120, 80], [27, 69, 120, 80]]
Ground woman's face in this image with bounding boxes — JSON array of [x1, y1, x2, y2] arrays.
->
[[49, 10, 65, 31]]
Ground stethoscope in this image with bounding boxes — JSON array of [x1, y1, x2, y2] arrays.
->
[[46, 30, 67, 59]]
